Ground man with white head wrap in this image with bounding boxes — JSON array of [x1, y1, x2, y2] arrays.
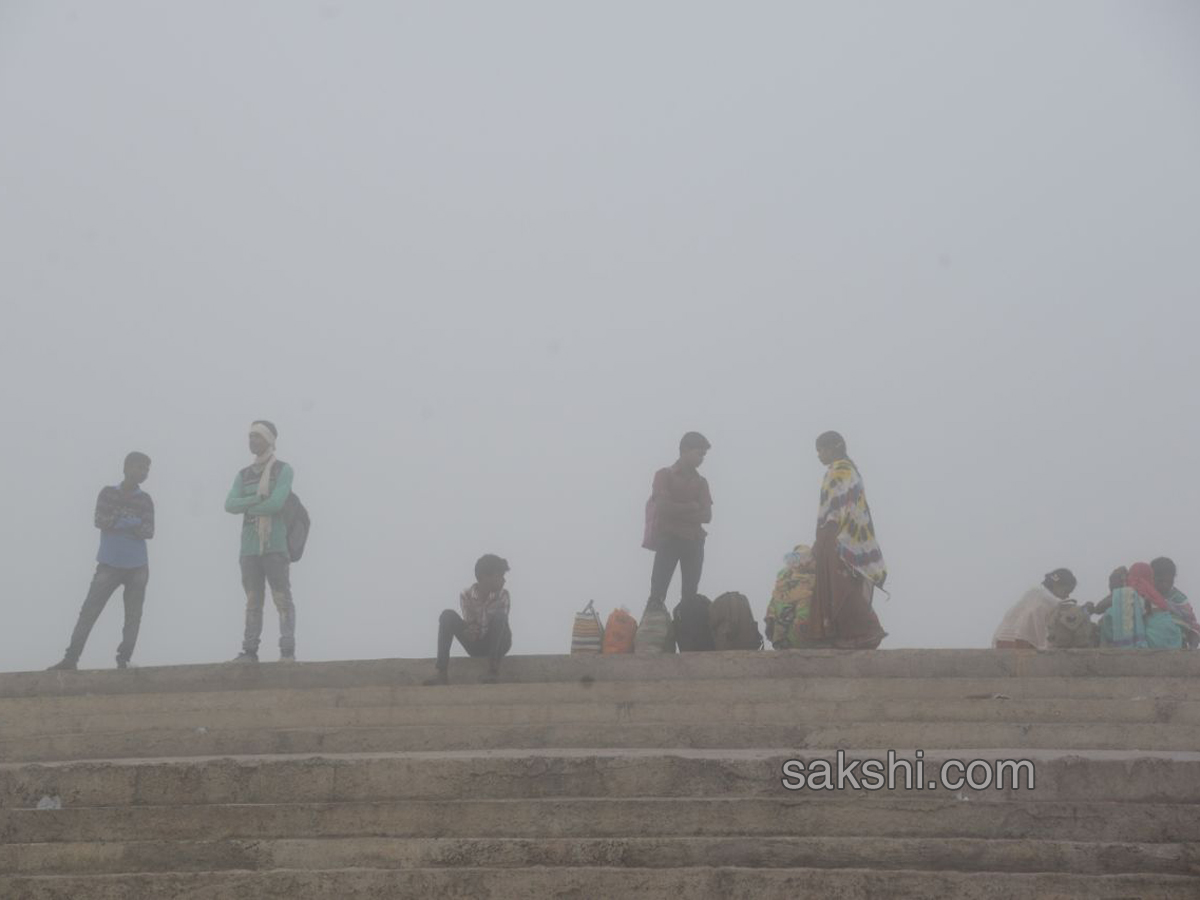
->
[[224, 420, 297, 662]]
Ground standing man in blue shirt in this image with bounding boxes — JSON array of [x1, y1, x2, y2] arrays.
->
[[48, 452, 154, 671]]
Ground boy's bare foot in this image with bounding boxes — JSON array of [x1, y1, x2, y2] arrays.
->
[[423, 671, 449, 686]]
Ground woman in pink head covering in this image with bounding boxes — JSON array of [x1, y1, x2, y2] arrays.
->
[[1094, 562, 1182, 649]]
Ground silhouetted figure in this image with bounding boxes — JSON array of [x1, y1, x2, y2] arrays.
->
[[810, 431, 887, 649], [993, 569, 1076, 650], [226, 420, 297, 663], [1151, 557, 1200, 649], [425, 554, 513, 685], [1090, 562, 1184, 649], [48, 452, 154, 671], [643, 432, 712, 614]]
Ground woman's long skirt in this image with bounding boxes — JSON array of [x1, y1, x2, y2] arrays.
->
[[811, 539, 887, 650]]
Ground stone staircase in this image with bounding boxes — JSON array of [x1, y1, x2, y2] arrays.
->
[[0, 649, 1197, 898]]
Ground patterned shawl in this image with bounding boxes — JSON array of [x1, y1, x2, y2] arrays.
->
[[817, 459, 887, 586]]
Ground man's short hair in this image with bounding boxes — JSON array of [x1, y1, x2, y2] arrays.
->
[[679, 432, 711, 453], [816, 431, 846, 452], [252, 420, 278, 438], [124, 451, 151, 468], [475, 554, 510, 582], [1151, 557, 1177, 581]]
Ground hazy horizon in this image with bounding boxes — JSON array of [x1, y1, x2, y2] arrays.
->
[[2, 1, 1198, 672]]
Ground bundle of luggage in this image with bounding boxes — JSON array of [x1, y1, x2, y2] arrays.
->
[[570, 592, 762, 655], [570, 602, 641, 654], [1046, 599, 1099, 649]]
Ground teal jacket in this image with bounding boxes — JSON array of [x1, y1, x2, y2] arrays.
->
[[225, 462, 294, 557]]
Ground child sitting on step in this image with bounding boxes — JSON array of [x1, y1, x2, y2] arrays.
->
[[424, 554, 512, 685]]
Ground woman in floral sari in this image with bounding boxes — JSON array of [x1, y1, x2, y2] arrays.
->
[[809, 432, 887, 649], [765, 544, 818, 649]]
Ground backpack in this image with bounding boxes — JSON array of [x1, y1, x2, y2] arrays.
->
[[281, 492, 310, 563], [673, 594, 714, 651], [571, 600, 605, 654], [710, 592, 763, 651], [635, 599, 676, 654], [1047, 600, 1098, 649], [602, 607, 638, 654]]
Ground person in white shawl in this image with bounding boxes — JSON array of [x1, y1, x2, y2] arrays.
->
[[992, 569, 1076, 650]]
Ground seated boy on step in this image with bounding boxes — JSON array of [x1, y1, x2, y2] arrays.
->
[[424, 554, 512, 685]]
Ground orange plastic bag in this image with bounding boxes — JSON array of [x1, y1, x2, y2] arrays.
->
[[602, 607, 638, 654]]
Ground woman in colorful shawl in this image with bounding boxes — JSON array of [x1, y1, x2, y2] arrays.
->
[[1095, 562, 1183, 649], [992, 569, 1076, 650], [809, 432, 887, 649], [1152, 557, 1200, 650]]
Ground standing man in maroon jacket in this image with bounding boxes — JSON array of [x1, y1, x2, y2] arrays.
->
[[643, 432, 713, 607]]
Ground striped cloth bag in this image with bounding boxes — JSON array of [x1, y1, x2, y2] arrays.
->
[[571, 600, 605, 654], [635, 599, 676, 654]]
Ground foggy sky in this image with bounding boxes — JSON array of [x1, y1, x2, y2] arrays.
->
[[2, 1, 1198, 671]]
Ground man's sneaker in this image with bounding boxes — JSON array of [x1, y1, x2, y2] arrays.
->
[[46, 659, 76, 672], [279, 653, 296, 663], [422, 670, 449, 686], [116, 660, 130, 670], [230, 652, 258, 664]]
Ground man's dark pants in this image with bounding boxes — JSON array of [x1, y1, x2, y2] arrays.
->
[[436, 609, 512, 672], [240, 552, 296, 656], [63, 563, 149, 665], [649, 535, 705, 605]]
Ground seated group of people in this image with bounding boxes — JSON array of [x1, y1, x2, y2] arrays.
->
[[992, 558, 1200, 651]]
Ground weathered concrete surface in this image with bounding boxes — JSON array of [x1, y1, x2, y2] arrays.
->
[[3, 835, 1198, 876], [6, 797, 1199, 845], [2, 651, 1198, 898], [4, 719, 1199, 763], [3, 749, 1199, 807], [2, 866, 1198, 900], [3, 675, 1195, 722], [8, 696, 1200, 738], [5, 648, 1200, 698]]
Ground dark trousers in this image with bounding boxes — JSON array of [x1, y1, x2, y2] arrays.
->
[[436, 609, 512, 672], [64, 563, 149, 665], [649, 536, 705, 605], [240, 552, 295, 655]]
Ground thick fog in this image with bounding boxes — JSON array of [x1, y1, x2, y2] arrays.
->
[[2, 2, 1198, 671]]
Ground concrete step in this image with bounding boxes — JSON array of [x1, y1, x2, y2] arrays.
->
[[8, 696, 1200, 742], [3, 866, 1197, 899], [2, 835, 1197, 877], [6, 797, 1198, 845], [7, 649, 1200, 699], [5, 654, 1198, 896], [3, 676, 1195, 723], [4, 750, 1198, 808], [5, 719, 1199, 763]]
